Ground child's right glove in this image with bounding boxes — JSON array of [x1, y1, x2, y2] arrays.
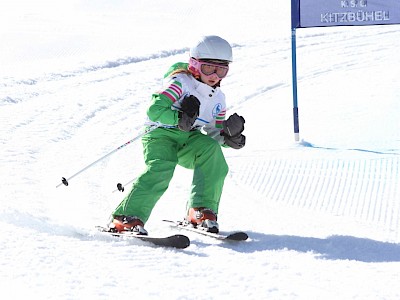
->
[[178, 95, 200, 131], [221, 113, 246, 149]]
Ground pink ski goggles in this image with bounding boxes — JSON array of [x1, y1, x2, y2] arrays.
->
[[190, 58, 229, 79]]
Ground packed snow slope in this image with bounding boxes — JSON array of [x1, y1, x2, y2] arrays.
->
[[1, 0, 400, 299]]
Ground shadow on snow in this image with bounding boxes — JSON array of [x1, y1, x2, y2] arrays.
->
[[232, 232, 400, 263], [299, 140, 399, 156]]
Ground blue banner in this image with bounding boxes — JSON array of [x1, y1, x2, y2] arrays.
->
[[293, 0, 400, 28]]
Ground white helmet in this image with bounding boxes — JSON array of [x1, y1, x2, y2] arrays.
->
[[189, 35, 233, 62]]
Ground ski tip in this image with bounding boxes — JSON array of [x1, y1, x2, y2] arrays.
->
[[167, 234, 191, 249], [226, 232, 248, 241]]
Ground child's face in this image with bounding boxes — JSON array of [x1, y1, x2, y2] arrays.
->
[[200, 72, 221, 87]]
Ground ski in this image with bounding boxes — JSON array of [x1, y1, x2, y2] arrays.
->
[[162, 220, 248, 241], [95, 226, 190, 249]]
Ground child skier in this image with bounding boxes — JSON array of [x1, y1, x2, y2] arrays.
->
[[109, 35, 246, 234]]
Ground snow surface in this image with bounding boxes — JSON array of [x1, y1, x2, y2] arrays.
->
[[1, 0, 400, 299]]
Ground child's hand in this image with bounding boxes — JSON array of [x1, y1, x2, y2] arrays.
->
[[178, 95, 200, 131], [222, 113, 245, 137]]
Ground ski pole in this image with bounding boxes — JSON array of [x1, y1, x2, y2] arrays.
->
[[113, 178, 135, 193], [56, 122, 161, 188]]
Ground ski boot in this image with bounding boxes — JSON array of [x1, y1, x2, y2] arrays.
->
[[109, 216, 148, 235], [186, 207, 219, 233]]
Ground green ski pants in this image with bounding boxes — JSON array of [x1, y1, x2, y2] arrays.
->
[[112, 128, 229, 223]]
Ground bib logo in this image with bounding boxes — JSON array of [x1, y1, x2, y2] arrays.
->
[[212, 103, 222, 118]]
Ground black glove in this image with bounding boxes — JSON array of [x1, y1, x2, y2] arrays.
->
[[224, 134, 246, 149], [178, 95, 200, 131], [222, 113, 245, 137]]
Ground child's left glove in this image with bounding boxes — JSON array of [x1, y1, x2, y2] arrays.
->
[[221, 113, 246, 149], [222, 113, 245, 137], [178, 95, 200, 131]]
